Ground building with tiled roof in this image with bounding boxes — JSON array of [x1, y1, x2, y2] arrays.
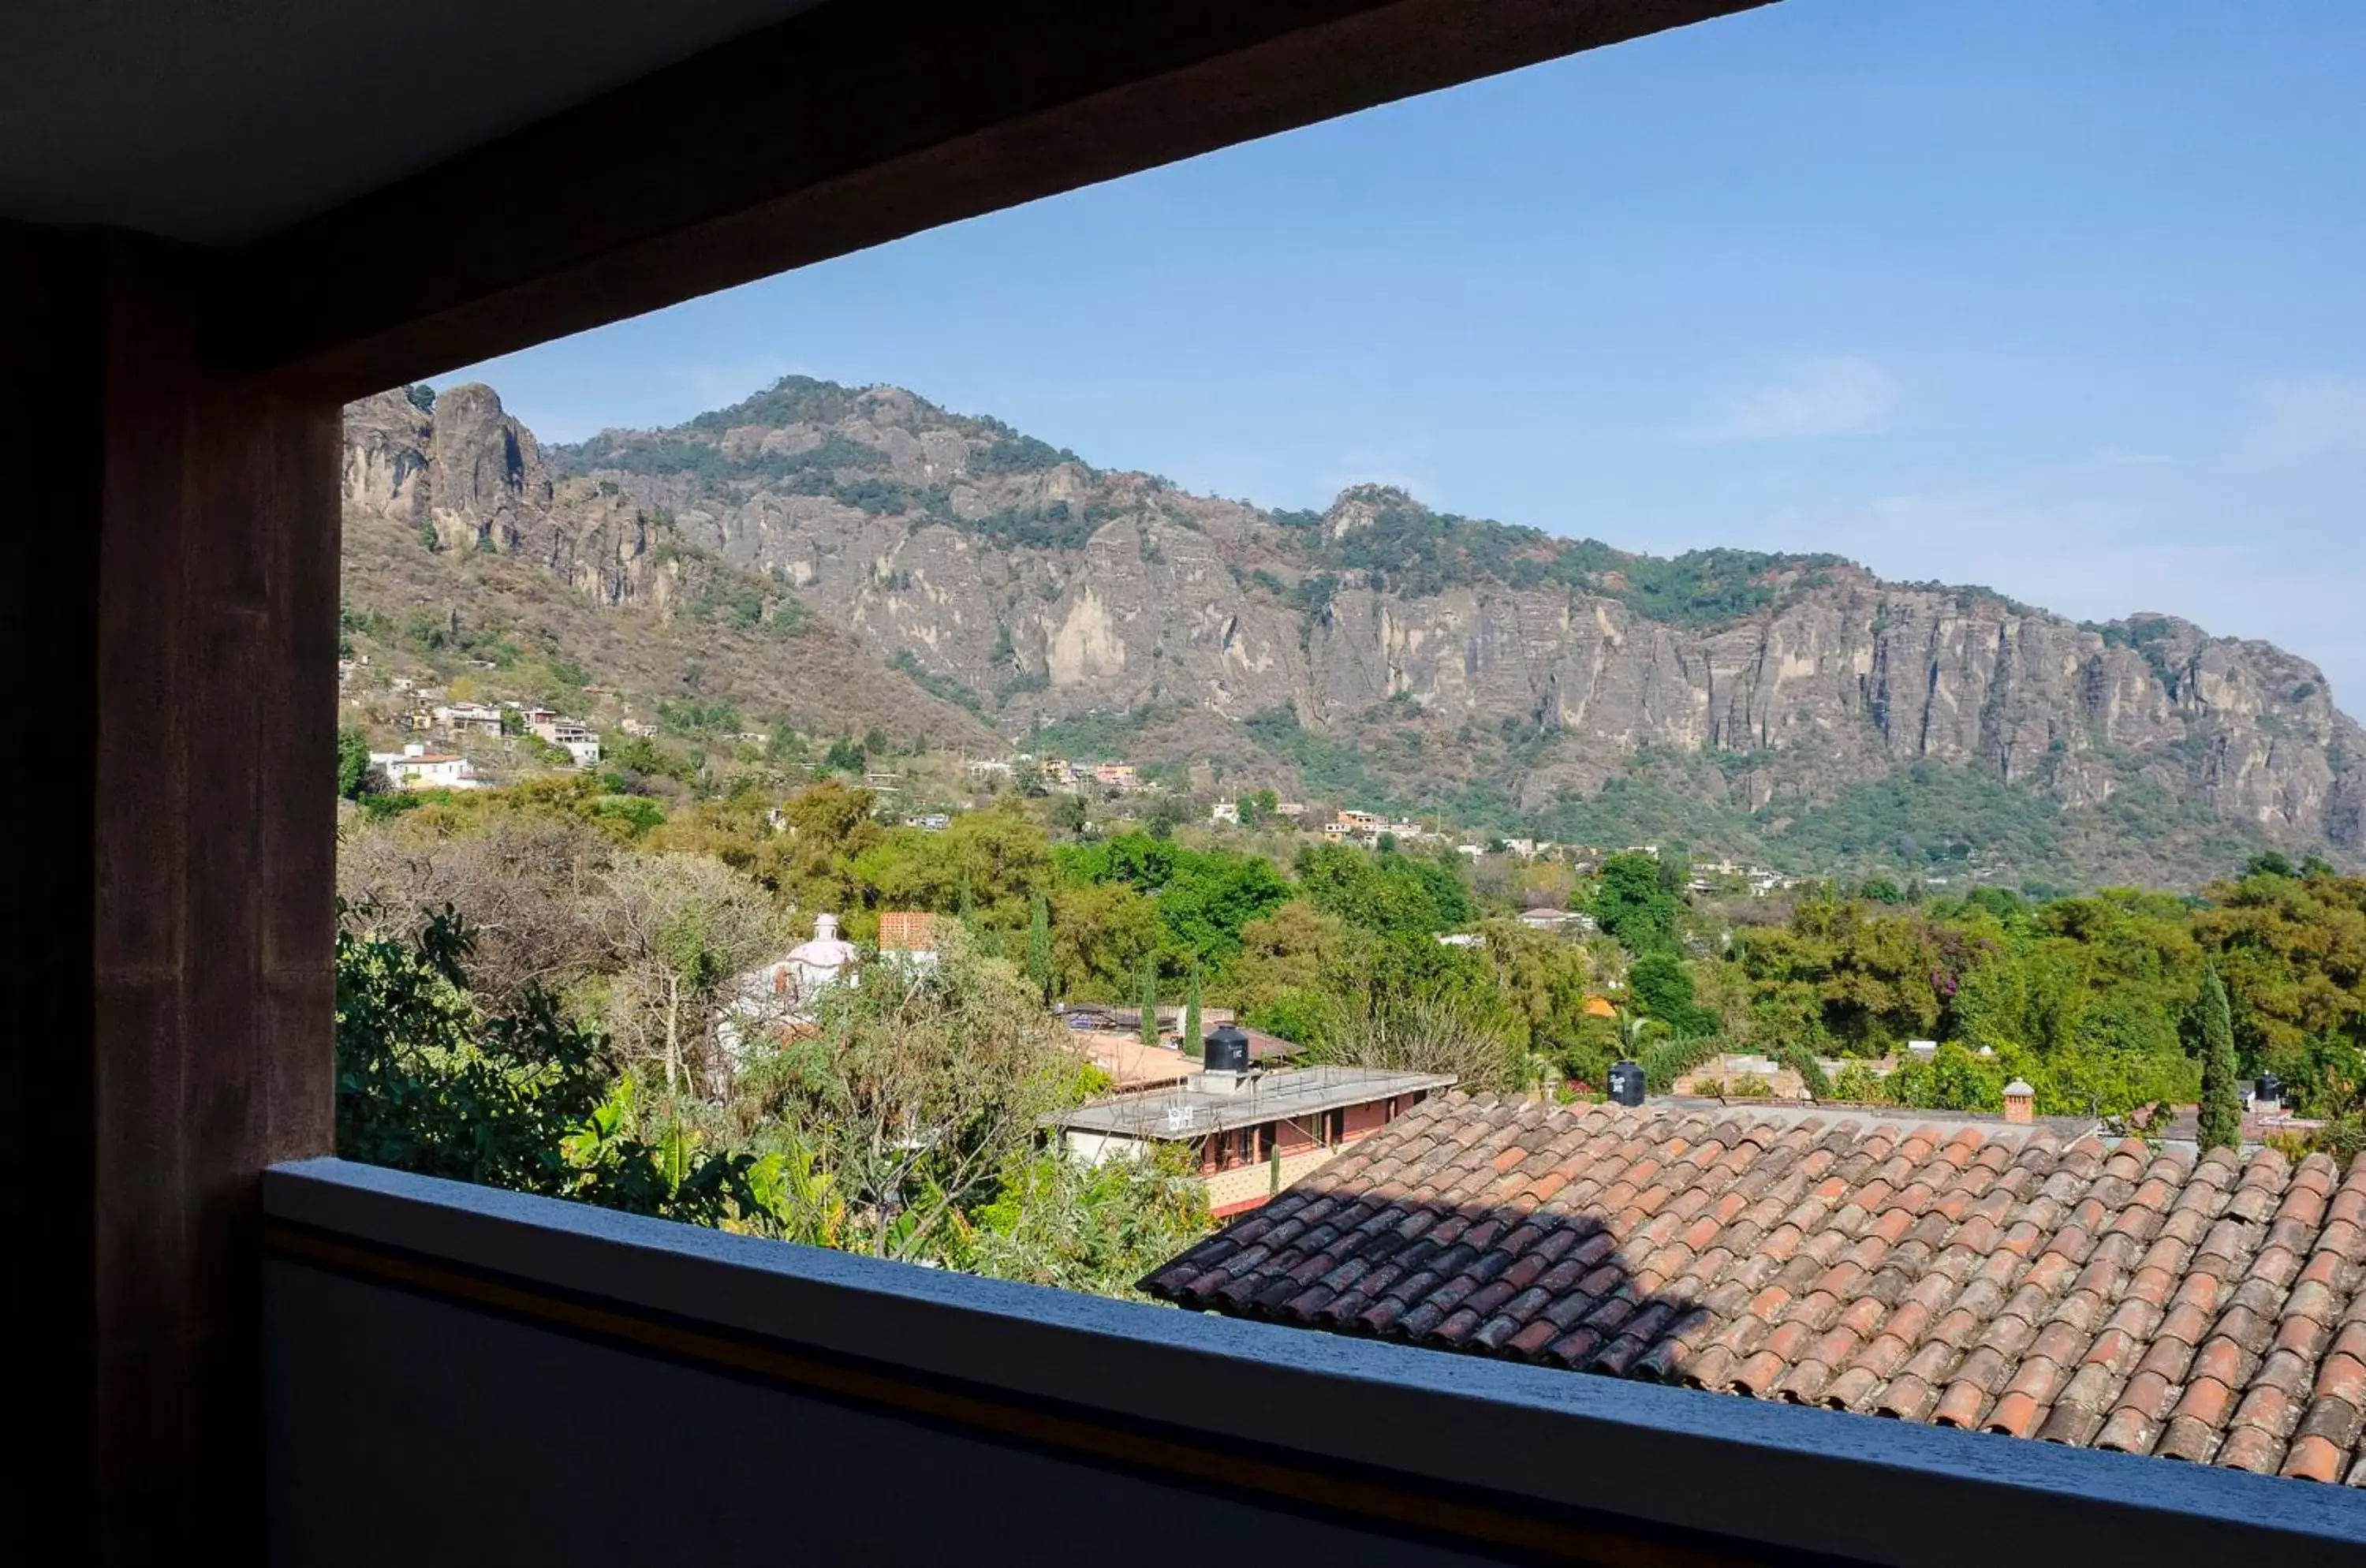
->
[[1144, 1092, 2366, 1485], [876, 910, 939, 954]]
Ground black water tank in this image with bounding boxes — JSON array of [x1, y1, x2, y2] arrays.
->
[[2257, 1073, 2284, 1105], [1204, 1024, 1252, 1074], [1608, 1060, 1645, 1107]]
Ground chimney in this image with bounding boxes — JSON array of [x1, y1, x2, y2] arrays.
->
[[2002, 1079, 2035, 1126]]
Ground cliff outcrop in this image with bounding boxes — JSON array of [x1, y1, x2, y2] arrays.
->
[[339, 375, 2361, 886]]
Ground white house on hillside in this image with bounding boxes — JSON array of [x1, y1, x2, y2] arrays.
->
[[528, 713, 601, 768], [369, 743, 485, 791]]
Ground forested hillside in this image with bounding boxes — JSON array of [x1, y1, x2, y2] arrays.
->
[[334, 765, 2366, 1294], [338, 375, 2364, 889]]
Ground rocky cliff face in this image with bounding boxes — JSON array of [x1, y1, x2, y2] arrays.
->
[[339, 375, 2362, 884], [336, 386, 1001, 751]]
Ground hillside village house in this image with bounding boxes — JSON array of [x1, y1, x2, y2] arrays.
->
[[20, 2, 2349, 1562], [527, 711, 601, 767], [369, 743, 485, 791], [430, 700, 505, 737]]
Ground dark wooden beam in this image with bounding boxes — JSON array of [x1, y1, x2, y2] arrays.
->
[[220, 0, 1772, 396], [1, 224, 339, 1562]]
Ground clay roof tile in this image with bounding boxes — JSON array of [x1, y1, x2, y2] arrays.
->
[[1144, 1099, 2366, 1488]]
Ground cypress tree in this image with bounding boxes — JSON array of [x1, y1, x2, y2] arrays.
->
[[1027, 890, 1052, 1005], [2197, 967, 2242, 1152], [1138, 956, 1159, 1047], [1181, 967, 1204, 1060]]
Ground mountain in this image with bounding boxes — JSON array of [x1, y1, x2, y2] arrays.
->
[[338, 375, 2364, 888], [339, 384, 1001, 752]]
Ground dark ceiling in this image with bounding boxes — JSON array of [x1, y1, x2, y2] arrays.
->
[[0, 0, 824, 245]]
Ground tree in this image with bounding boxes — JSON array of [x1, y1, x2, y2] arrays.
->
[[1138, 953, 1159, 1046], [2194, 863, 2366, 1114], [605, 853, 789, 1098], [1293, 843, 1470, 938], [1181, 966, 1204, 1058], [1049, 880, 1161, 1000], [955, 1144, 1209, 1298], [336, 725, 376, 801], [1325, 985, 1517, 1089], [2197, 967, 2241, 1152], [334, 902, 775, 1226], [1589, 852, 1681, 954], [1027, 890, 1053, 1004], [1061, 831, 1290, 965], [743, 928, 1083, 1261], [1628, 950, 1715, 1038]]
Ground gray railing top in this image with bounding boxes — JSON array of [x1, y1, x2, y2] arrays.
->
[[266, 1157, 2366, 1566]]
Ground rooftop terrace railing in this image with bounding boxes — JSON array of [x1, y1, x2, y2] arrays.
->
[[265, 1158, 2366, 1566]]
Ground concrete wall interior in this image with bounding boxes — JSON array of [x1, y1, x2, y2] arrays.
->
[[4, 225, 339, 1561], [267, 1264, 1522, 1568]]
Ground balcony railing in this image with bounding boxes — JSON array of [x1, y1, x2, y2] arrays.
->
[[265, 1158, 2366, 1566]]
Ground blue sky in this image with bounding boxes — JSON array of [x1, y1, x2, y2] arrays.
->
[[444, 0, 2366, 703]]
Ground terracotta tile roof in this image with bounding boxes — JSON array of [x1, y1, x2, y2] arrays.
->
[[1068, 1030, 1198, 1091], [1141, 1092, 2366, 1486], [877, 911, 939, 951]]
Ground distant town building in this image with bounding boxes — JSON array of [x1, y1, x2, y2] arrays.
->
[[902, 812, 951, 831], [430, 700, 505, 738], [1092, 762, 1139, 790], [370, 743, 485, 791], [1274, 801, 1305, 818], [528, 713, 600, 768], [1323, 808, 1390, 846], [1210, 801, 1240, 825]]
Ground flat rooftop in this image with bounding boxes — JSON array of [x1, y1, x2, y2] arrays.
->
[[1058, 1066, 1456, 1141]]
